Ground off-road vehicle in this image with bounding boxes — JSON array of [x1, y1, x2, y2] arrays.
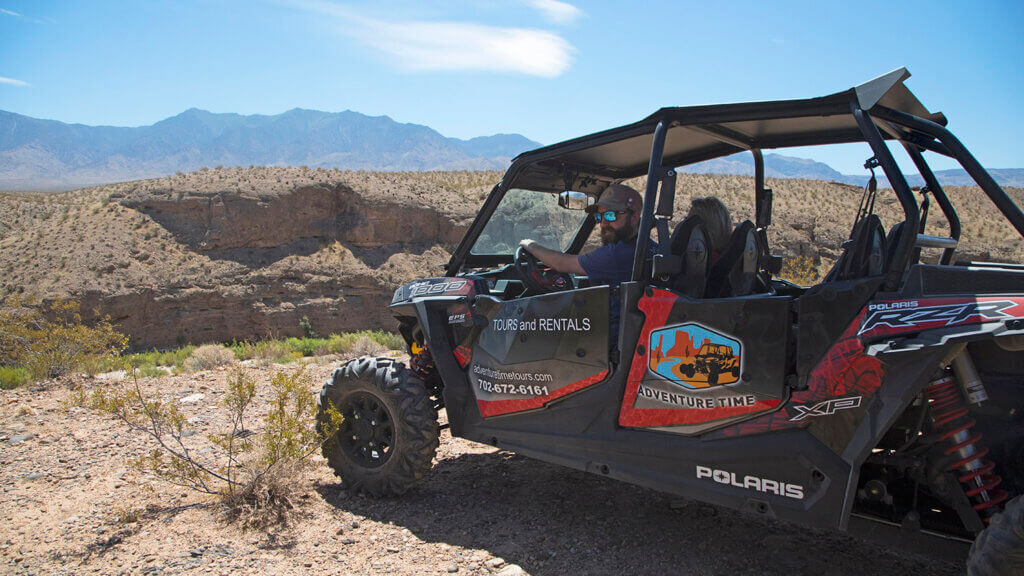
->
[[693, 343, 740, 387], [318, 69, 1024, 572]]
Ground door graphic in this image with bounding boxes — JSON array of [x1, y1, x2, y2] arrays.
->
[[649, 324, 741, 389], [619, 288, 789, 434]]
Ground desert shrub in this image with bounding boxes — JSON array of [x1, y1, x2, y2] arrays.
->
[[136, 365, 170, 378], [183, 344, 236, 372], [370, 330, 405, 351], [78, 367, 342, 526], [257, 341, 301, 364], [151, 347, 196, 370], [229, 341, 253, 361], [0, 295, 127, 381], [284, 337, 330, 357], [325, 334, 346, 355], [326, 330, 404, 355], [96, 346, 195, 374], [778, 255, 821, 286], [298, 315, 317, 338], [218, 330, 405, 366], [232, 340, 301, 365], [351, 335, 385, 357], [0, 366, 30, 390]]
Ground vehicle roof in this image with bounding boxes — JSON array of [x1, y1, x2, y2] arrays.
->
[[508, 68, 945, 193]]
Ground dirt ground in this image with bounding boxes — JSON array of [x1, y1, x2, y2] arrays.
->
[[1, 358, 965, 576]]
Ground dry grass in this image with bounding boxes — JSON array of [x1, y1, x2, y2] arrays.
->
[[183, 344, 236, 372]]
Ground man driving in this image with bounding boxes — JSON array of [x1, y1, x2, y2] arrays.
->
[[519, 183, 654, 339]]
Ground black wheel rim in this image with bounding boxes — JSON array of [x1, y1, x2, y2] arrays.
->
[[338, 391, 395, 468]]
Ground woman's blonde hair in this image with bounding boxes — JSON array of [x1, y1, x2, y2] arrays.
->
[[688, 196, 733, 253]]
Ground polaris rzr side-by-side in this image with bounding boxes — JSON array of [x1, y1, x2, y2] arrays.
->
[[317, 68, 1024, 573]]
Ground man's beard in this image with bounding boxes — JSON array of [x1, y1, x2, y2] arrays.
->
[[601, 221, 636, 245]]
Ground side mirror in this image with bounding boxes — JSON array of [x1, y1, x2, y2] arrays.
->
[[558, 191, 593, 210]]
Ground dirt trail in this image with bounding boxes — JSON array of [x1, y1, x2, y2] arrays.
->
[[1, 360, 963, 576]]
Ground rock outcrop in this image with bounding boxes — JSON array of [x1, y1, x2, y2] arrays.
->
[[0, 168, 493, 349], [118, 183, 466, 252]]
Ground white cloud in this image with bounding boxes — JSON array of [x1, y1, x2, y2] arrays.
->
[[288, 1, 574, 77], [526, 0, 583, 24], [1, 7, 45, 23], [355, 20, 573, 77], [0, 76, 29, 87]]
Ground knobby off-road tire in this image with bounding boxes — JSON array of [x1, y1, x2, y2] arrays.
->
[[967, 495, 1024, 576], [317, 356, 439, 496]]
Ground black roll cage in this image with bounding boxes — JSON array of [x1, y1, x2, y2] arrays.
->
[[446, 68, 1024, 290]]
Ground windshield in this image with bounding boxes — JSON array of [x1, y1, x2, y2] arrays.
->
[[471, 188, 587, 255]]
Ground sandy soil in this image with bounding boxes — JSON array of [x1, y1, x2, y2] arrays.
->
[[1, 358, 965, 576]]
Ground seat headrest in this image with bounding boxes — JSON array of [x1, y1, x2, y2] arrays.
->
[[823, 214, 887, 283], [708, 221, 757, 298], [669, 215, 709, 299]]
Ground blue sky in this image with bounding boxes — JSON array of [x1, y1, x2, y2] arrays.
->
[[1, 0, 1022, 174]]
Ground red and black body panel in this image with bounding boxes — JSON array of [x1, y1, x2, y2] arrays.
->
[[389, 263, 1024, 533], [391, 282, 846, 529], [860, 296, 1024, 341]]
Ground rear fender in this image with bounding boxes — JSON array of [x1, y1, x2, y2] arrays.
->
[[860, 296, 1024, 358]]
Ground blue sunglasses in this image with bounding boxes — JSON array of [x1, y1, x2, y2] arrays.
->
[[593, 210, 627, 223]]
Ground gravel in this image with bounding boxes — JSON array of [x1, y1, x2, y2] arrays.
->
[[0, 364, 965, 576]]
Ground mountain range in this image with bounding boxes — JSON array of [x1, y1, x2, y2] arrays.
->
[[0, 108, 541, 191], [1, 108, 1022, 191], [682, 153, 1024, 189]]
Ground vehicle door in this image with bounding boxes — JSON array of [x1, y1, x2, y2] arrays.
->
[[618, 288, 791, 434], [467, 287, 611, 417]]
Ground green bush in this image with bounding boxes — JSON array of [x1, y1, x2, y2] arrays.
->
[[0, 295, 127, 381], [229, 340, 253, 361], [139, 329, 408, 373], [0, 366, 30, 390], [298, 315, 317, 338], [283, 337, 330, 357], [98, 346, 195, 374], [325, 330, 405, 355], [368, 329, 405, 351], [147, 347, 195, 370], [232, 340, 301, 365], [135, 365, 170, 379]]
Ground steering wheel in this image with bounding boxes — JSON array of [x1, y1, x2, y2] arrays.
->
[[514, 246, 574, 293]]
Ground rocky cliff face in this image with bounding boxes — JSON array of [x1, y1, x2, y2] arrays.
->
[[0, 168, 495, 349], [99, 180, 469, 347], [117, 184, 467, 252]]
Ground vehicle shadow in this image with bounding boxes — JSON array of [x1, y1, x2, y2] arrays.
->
[[315, 448, 962, 576]]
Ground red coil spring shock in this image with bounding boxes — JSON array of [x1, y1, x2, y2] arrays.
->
[[925, 375, 1008, 522], [409, 344, 435, 379]]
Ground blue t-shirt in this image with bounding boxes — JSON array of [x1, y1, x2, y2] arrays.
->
[[578, 237, 656, 340]]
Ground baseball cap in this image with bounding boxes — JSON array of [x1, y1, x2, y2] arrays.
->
[[585, 183, 643, 214]]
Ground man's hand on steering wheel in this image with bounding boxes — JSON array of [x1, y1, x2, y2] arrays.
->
[[514, 245, 574, 293]]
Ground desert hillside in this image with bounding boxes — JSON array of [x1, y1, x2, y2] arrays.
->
[[1, 168, 1021, 349]]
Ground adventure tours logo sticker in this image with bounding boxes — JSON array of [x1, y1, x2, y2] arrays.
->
[[648, 323, 742, 390]]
